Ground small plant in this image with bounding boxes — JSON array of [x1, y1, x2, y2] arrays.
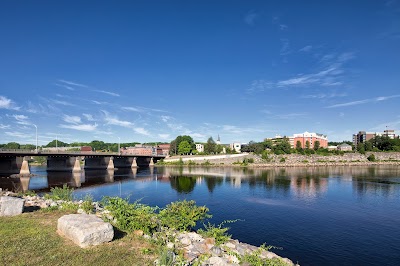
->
[[40, 205, 59, 212], [198, 219, 240, 245], [367, 154, 376, 162], [240, 244, 286, 266], [279, 157, 286, 163], [201, 160, 212, 166], [301, 160, 309, 163], [60, 202, 79, 212], [247, 158, 254, 163], [102, 197, 159, 234], [48, 184, 74, 201], [157, 248, 175, 266], [159, 200, 211, 231], [81, 194, 94, 214]]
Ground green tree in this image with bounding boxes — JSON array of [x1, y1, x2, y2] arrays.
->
[[305, 140, 310, 150], [178, 140, 191, 155], [314, 141, 320, 150], [296, 140, 302, 151], [204, 137, 216, 154], [273, 137, 291, 154], [170, 135, 195, 155], [5, 142, 20, 149], [46, 139, 68, 147]]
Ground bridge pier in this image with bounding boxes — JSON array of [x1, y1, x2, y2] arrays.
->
[[149, 157, 155, 167], [20, 176, 31, 192], [131, 157, 138, 168], [107, 156, 115, 170], [19, 157, 30, 176], [73, 158, 82, 172]]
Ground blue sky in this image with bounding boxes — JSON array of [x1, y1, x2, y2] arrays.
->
[[0, 0, 399, 145]]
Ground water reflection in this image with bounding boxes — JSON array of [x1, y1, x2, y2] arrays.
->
[[1, 165, 399, 200]]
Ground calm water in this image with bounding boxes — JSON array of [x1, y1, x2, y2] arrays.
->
[[2, 165, 400, 265]]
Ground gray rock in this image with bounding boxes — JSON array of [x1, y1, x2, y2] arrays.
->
[[0, 196, 25, 216], [204, 256, 231, 266], [57, 214, 114, 248]]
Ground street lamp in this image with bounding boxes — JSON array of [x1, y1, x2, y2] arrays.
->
[[33, 124, 38, 153], [56, 134, 58, 152], [118, 137, 121, 155]]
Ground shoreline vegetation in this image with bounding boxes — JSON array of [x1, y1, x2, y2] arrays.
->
[[157, 152, 400, 168], [0, 188, 297, 266]]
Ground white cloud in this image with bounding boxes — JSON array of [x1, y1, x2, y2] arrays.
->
[[5, 131, 29, 138], [93, 89, 120, 97], [83, 113, 95, 121], [55, 83, 75, 91], [244, 11, 258, 25], [63, 115, 82, 124], [280, 38, 291, 56], [134, 127, 150, 136], [53, 100, 75, 106], [158, 134, 170, 140], [122, 106, 169, 113], [12, 114, 30, 125], [0, 96, 19, 110], [299, 45, 312, 52], [280, 24, 288, 30], [0, 123, 10, 129], [103, 111, 134, 128], [161, 115, 172, 122], [60, 123, 98, 131], [58, 79, 89, 88], [326, 95, 400, 108]]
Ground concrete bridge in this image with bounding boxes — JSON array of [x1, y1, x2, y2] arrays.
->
[[0, 149, 165, 175]]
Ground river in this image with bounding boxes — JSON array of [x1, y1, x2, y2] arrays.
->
[[1, 165, 400, 265]]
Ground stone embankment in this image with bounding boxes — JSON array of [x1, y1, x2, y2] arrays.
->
[[166, 152, 400, 167], [0, 190, 297, 266]]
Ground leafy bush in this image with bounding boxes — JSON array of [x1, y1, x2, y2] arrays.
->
[[60, 202, 79, 212], [47, 184, 74, 201], [198, 220, 239, 245], [279, 157, 286, 163], [159, 200, 211, 231], [247, 158, 254, 163], [367, 154, 376, 162], [102, 197, 159, 234], [240, 244, 286, 266], [81, 194, 94, 214]]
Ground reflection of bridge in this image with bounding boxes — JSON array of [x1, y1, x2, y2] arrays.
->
[[0, 150, 165, 175]]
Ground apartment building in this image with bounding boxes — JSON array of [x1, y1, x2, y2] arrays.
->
[[352, 129, 396, 147], [293, 132, 328, 149]]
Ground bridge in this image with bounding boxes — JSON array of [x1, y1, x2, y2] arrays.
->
[[0, 149, 166, 175]]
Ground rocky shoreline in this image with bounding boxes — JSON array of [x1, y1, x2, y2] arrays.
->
[[164, 152, 400, 168], [0, 190, 298, 266]]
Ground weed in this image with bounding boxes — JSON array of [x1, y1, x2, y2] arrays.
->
[[279, 157, 286, 163], [159, 200, 211, 232], [47, 184, 74, 201], [81, 194, 94, 214], [59, 202, 79, 212], [102, 197, 159, 234], [198, 219, 240, 245]]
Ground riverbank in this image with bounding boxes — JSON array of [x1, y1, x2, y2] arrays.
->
[[0, 191, 297, 266], [162, 152, 400, 168]]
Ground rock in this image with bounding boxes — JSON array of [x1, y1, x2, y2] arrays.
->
[[0, 196, 25, 216], [57, 214, 114, 248], [211, 246, 223, 256], [205, 256, 231, 266], [167, 242, 174, 249]]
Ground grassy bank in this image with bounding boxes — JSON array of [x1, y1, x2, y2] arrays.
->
[[0, 210, 156, 266]]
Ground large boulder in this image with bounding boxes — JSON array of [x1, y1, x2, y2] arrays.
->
[[0, 196, 25, 216], [57, 214, 114, 248]]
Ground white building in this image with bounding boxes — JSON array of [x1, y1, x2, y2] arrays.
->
[[195, 143, 204, 153], [230, 142, 242, 153]]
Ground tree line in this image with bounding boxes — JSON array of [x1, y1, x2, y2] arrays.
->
[[0, 140, 168, 152], [356, 136, 400, 153]]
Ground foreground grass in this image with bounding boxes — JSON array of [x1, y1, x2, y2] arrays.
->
[[0, 210, 156, 266]]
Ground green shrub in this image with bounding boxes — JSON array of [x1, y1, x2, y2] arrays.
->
[[102, 197, 159, 234], [47, 184, 74, 201], [159, 200, 211, 231], [81, 194, 94, 214], [247, 158, 254, 163], [240, 244, 286, 266], [198, 220, 239, 245], [157, 248, 175, 266], [279, 157, 286, 163], [367, 154, 376, 162], [60, 202, 79, 212]]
